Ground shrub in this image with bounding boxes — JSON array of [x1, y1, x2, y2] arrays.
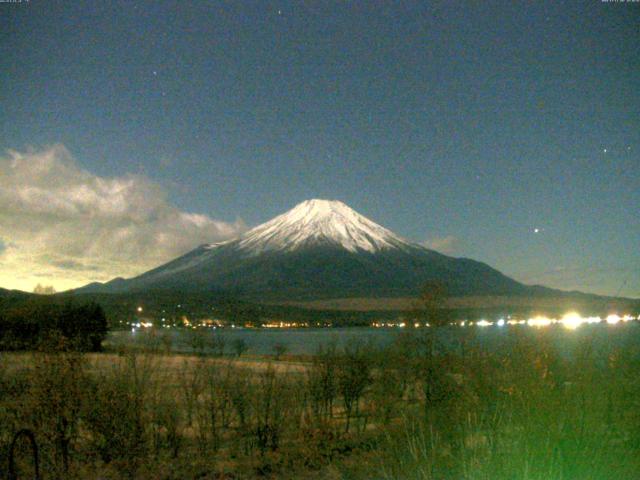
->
[[0, 300, 108, 352]]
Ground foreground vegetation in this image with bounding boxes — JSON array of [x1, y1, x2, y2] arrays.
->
[[2, 326, 640, 479], [0, 300, 107, 352]]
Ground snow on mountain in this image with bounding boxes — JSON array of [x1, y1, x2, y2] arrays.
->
[[75, 198, 533, 298], [233, 199, 411, 255], [127, 199, 414, 283]]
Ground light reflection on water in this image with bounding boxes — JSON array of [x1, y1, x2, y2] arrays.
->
[[108, 315, 640, 356]]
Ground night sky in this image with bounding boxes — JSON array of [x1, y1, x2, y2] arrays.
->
[[1, 1, 638, 297]]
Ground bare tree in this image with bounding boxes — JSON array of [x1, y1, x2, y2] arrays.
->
[[272, 342, 288, 360], [412, 281, 451, 329], [337, 343, 372, 433], [232, 338, 248, 357]]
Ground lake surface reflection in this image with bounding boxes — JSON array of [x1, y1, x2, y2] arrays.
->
[[107, 322, 640, 357]]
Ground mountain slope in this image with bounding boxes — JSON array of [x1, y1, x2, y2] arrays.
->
[[76, 199, 533, 300]]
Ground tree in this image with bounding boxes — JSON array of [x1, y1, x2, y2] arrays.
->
[[0, 300, 108, 352], [232, 338, 248, 357], [209, 332, 226, 357], [307, 342, 338, 422], [33, 284, 56, 295], [57, 302, 108, 351], [412, 281, 451, 328], [337, 343, 372, 433], [272, 342, 288, 360]]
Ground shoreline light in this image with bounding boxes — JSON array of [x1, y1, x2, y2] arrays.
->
[[528, 316, 553, 328], [606, 314, 621, 325], [560, 312, 583, 330]]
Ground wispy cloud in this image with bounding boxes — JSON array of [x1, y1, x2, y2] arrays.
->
[[422, 235, 460, 255], [0, 145, 246, 291], [518, 265, 639, 297]]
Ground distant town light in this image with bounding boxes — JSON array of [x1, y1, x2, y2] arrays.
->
[[527, 316, 553, 328], [560, 312, 582, 330], [606, 314, 621, 325]]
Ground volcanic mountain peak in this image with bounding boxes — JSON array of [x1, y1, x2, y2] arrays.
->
[[234, 199, 410, 254], [75, 198, 537, 298]]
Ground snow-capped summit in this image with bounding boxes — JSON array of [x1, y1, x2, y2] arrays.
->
[[236, 199, 410, 254]]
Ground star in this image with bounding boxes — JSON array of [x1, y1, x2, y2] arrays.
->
[[603, 148, 607, 153], [277, 9, 282, 15], [153, 71, 158, 76], [534, 228, 540, 233]]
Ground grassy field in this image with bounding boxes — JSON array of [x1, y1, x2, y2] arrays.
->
[[2, 326, 640, 479]]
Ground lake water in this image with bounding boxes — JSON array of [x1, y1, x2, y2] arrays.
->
[[107, 322, 640, 357]]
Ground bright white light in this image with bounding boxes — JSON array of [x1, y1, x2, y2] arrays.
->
[[497, 319, 505, 327], [527, 316, 552, 328], [476, 319, 492, 327], [136, 306, 143, 313], [606, 314, 621, 325], [560, 312, 583, 330]]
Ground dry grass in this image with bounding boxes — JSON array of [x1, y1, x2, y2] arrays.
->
[[3, 328, 640, 479], [1, 351, 309, 376]]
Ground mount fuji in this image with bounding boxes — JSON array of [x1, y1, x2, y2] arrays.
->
[[77, 199, 535, 300]]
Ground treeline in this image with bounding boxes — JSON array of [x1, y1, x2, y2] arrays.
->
[[0, 300, 108, 351], [64, 291, 404, 328]]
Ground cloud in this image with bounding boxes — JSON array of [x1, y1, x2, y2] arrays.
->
[[0, 145, 246, 291], [520, 265, 639, 297], [48, 258, 101, 271], [422, 235, 459, 255]]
